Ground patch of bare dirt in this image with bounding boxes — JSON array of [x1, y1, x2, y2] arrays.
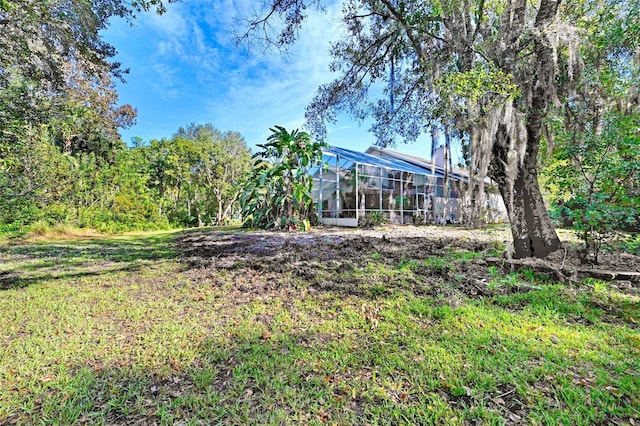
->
[[547, 246, 640, 277], [177, 226, 506, 300], [176, 225, 640, 299], [487, 245, 640, 285]]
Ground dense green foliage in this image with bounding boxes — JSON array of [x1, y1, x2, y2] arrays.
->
[[0, 121, 251, 232], [141, 124, 252, 228], [539, 1, 640, 262], [0, 139, 166, 233], [241, 126, 325, 230], [543, 114, 640, 263], [0, 0, 188, 233]]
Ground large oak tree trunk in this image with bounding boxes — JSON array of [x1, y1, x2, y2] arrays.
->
[[490, 98, 562, 259], [491, 124, 562, 259], [493, 0, 562, 259], [498, 165, 561, 259]]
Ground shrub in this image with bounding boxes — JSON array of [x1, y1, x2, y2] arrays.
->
[[359, 210, 386, 228], [26, 220, 52, 236], [543, 112, 639, 263]]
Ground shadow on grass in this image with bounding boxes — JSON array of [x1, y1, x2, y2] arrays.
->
[[0, 263, 151, 290], [0, 233, 178, 290], [0, 332, 497, 424], [3, 322, 638, 426], [1, 227, 638, 424]]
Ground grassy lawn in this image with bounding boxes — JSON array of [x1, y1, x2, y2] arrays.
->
[[0, 229, 638, 425]]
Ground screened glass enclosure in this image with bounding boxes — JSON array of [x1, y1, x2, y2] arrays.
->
[[311, 146, 462, 227]]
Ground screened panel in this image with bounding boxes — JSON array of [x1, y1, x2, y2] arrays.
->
[[319, 178, 338, 218], [314, 146, 479, 226], [357, 163, 381, 178], [339, 170, 357, 218]]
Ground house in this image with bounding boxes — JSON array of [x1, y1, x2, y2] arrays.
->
[[310, 145, 508, 227]]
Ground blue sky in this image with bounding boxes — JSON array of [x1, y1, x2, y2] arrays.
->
[[102, 0, 437, 159]]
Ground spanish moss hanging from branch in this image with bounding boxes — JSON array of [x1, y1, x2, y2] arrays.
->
[[244, 0, 639, 258]]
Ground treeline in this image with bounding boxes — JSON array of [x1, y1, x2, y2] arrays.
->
[[0, 123, 252, 233], [0, 0, 253, 235]]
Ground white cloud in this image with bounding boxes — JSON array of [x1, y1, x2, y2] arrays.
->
[[143, 3, 189, 38], [195, 2, 346, 144], [109, 0, 390, 150]]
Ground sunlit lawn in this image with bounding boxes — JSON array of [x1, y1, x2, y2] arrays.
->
[[0, 230, 638, 425]]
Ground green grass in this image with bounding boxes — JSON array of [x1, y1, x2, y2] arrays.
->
[[0, 223, 24, 241], [0, 230, 638, 425]]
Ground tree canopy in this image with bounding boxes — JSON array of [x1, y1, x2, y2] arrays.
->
[[0, 0, 170, 154], [0, 0, 168, 91]]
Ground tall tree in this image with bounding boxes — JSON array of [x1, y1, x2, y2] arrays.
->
[[175, 124, 252, 226], [0, 0, 165, 151], [143, 124, 251, 227], [206, 131, 252, 226], [245, 0, 639, 258]]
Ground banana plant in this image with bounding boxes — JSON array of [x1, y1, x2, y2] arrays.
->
[[241, 126, 325, 230]]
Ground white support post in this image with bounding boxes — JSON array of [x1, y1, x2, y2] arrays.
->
[[335, 155, 340, 218], [319, 161, 323, 218], [400, 174, 404, 224], [355, 164, 359, 223], [379, 168, 383, 215], [415, 174, 419, 220]]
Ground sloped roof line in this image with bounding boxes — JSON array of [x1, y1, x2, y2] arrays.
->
[[367, 147, 469, 181], [323, 145, 446, 177]]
